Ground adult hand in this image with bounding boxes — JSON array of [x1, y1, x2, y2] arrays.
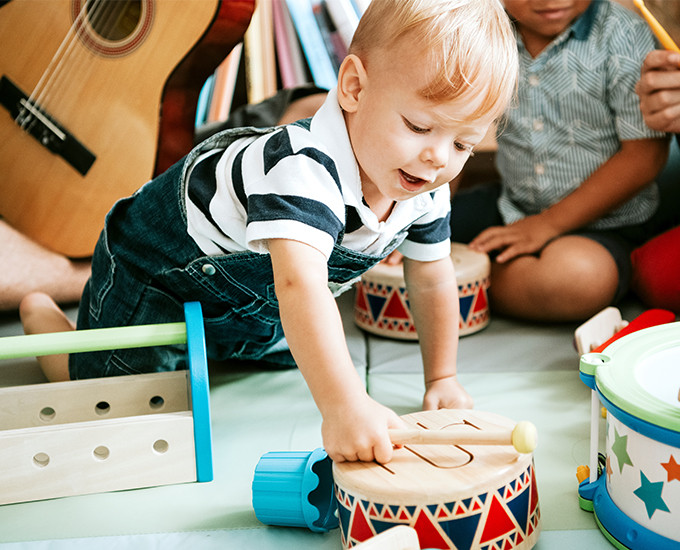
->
[[636, 50, 680, 133]]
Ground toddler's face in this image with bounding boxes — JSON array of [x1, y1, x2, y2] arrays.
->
[[346, 46, 491, 213], [503, 0, 592, 42]]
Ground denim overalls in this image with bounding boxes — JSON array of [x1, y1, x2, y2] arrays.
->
[[70, 127, 407, 379]]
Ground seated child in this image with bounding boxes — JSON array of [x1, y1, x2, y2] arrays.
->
[[632, 48, 680, 313], [19, 0, 519, 464], [451, 0, 669, 321]]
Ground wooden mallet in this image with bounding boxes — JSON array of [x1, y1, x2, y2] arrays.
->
[[389, 420, 537, 454]]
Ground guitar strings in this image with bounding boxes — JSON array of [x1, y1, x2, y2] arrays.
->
[[20, 1, 137, 140], [19, 1, 92, 132]]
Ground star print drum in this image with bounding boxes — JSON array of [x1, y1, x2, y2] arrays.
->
[[353, 243, 490, 340], [578, 322, 680, 549], [333, 409, 540, 549]]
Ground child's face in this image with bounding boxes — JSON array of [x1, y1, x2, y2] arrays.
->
[[342, 47, 491, 213], [504, 0, 591, 53]]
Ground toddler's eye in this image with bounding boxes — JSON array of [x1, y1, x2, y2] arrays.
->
[[454, 141, 474, 156], [403, 117, 429, 134]]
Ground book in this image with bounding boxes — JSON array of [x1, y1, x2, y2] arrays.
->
[[273, 0, 310, 88], [284, 0, 337, 90], [244, 0, 277, 104], [312, 0, 344, 72], [207, 42, 243, 122], [324, 0, 359, 51], [195, 73, 215, 128], [352, 0, 371, 15]]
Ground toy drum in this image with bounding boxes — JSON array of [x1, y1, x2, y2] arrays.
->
[[578, 323, 680, 549], [333, 409, 540, 549], [354, 243, 490, 340]]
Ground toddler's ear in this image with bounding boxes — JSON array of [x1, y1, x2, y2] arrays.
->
[[337, 54, 366, 113]]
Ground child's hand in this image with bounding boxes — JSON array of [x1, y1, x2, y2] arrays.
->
[[382, 250, 404, 265], [469, 214, 560, 263], [321, 395, 406, 464], [423, 375, 474, 410]]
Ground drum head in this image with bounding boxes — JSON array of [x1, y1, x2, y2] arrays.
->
[[588, 322, 680, 434]]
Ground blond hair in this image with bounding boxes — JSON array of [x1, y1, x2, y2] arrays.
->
[[350, 0, 518, 122]]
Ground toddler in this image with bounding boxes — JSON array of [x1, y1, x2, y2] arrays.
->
[[20, 0, 518, 464]]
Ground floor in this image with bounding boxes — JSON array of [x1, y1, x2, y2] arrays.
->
[[0, 290, 656, 549]]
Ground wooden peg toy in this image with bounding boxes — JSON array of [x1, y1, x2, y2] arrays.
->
[[0, 302, 212, 505]]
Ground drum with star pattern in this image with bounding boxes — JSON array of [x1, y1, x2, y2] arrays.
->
[[578, 322, 680, 549]]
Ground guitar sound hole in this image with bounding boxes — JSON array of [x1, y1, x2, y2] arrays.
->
[[85, 0, 142, 42]]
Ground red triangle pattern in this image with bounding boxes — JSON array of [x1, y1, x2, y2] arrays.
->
[[413, 509, 450, 549], [530, 465, 539, 514], [337, 463, 539, 549], [479, 495, 516, 544], [355, 284, 368, 312], [383, 291, 411, 320], [473, 285, 489, 313], [349, 501, 374, 544]]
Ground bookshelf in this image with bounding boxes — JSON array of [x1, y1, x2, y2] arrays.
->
[[195, 0, 366, 130]]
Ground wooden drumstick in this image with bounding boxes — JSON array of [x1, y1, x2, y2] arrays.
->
[[389, 421, 537, 454], [633, 0, 680, 53]]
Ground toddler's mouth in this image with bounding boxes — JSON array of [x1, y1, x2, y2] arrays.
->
[[399, 169, 427, 186]]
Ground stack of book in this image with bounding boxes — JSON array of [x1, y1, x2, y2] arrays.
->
[[195, 0, 370, 129]]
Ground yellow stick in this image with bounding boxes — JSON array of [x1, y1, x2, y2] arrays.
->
[[634, 0, 680, 53]]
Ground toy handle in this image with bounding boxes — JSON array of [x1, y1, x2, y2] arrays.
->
[[0, 323, 188, 360], [389, 420, 537, 454]]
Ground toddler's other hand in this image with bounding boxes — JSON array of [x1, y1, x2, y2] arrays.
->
[[321, 395, 407, 464], [423, 375, 473, 410], [382, 250, 404, 266]]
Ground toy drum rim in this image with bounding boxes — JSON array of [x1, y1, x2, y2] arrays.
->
[[579, 475, 678, 550], [581, 322, 680, 438]]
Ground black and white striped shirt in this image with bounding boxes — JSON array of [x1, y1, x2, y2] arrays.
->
[[185, 89, 452, 262]]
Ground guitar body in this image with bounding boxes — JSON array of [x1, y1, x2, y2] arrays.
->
[[0, 0, 254, 257]]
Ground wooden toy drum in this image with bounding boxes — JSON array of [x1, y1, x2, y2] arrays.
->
[[578, 323, 680, 549], [354, 243, 490, 340], [333, 409, 540, 549]]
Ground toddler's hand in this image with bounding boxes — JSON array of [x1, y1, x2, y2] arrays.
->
[[382, 250, 404, 266], [321, 395, 406, 464], [423, 376, 473, 410]]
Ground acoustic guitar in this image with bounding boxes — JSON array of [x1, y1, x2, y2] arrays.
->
[[0, 0, 254, 257]]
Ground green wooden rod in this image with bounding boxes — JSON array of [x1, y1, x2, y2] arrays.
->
[[0, 323, 187, 360]]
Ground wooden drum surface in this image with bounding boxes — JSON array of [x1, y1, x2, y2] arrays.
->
[[354, 243, 491, 340], [333, 409, 540, 549]]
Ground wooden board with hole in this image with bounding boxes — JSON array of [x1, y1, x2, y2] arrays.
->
[[0, 302, 212, 506]]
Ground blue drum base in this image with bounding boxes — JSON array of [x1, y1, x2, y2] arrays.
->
[[578, 476, 679, 550]]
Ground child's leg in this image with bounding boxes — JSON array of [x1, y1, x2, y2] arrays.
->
[[488, 235, 619, 322], [19, 292, 74, 382]]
